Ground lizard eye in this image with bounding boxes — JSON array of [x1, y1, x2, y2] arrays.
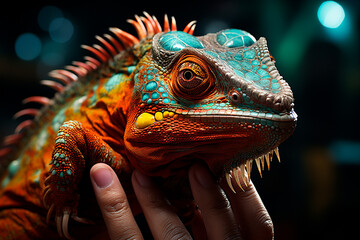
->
[[182, 70, 194, 81], [179, 69, 202, 89], [171, 55, 215, 101]]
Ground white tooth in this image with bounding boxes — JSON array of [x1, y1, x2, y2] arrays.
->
[[240, 164, 248, 187], [255, 158, 262, 178], [260, 155, 265, 170], [265, 153, 271, 170], [246, 160, 253, 180], [269, 151, 274, 162], [274, 147, 280, 163], [226, 172, 236, 193], [233, 168, 244, 192]]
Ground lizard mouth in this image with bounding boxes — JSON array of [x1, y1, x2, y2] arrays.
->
[[132, 107, 297, 138], [224, 147, 280, 192], [125, 106, 296, 179]]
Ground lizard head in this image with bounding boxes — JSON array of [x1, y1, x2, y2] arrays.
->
[[124, 29, 297, 183]]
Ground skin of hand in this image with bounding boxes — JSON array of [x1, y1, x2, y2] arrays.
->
[[90, 163, 274, 240]]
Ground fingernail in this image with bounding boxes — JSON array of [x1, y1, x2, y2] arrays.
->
[[92, 166, 113, 189], [134, 170, 153, 188], [194, 165, 216, 189]]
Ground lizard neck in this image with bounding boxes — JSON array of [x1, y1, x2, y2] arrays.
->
[[82, 72, 134, 154]]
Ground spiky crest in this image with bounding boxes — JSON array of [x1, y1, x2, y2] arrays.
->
[[0, 12, 197, 159]]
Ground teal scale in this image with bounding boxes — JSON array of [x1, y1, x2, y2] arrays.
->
[[200, 29, 283, 94]]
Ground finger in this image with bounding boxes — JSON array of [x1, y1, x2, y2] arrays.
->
[[189, 164, 243, 240], [132, 170, 192, 240], [90, 163, 143, 240], [190, 209, 207, 240], [220, 174, 274, 240]]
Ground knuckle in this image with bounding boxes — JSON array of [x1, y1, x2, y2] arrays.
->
[[147, 196, 167, 209], [162, 220, 192, 240], [261, 218, 274, 239], [207, 194, 232, 214], [103, 193, 130, 216], [143, 192, 172, 211], [222, 226, 243, 240], [253, 210, 274, 239]]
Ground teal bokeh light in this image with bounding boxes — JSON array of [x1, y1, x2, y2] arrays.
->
[[15, 33, 42, 61], [38, 6, 63, 31], [49, 18, 74, 43], [317, 1, 345, 28]]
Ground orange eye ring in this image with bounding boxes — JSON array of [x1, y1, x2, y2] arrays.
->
[[171, 55, 215, 101]]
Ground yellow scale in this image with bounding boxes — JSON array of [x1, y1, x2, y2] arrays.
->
[[135, 111, 175, 129]]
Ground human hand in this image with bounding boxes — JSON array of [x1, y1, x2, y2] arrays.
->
[[90, 163, 274, 240]]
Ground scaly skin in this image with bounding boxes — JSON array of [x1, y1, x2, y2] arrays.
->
[[0, 13, 296, 239]]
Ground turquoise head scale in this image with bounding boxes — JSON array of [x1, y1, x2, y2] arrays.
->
[[150, 28, 294, 114]]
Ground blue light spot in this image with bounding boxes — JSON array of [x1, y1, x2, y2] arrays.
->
[[163, 98, 170, 103], [41, 40, 66, 66], [38, 6, 63, 31], [318, 1, 345, 28], [49, 17, 74, 43], [330, 140, 360, 164], [15, 33, 42, 61]]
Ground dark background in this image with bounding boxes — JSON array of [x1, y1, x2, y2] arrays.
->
[[1, 0, 359, 239]]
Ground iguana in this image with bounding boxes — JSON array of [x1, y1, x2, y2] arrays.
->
[[0, 13, 297, 239]]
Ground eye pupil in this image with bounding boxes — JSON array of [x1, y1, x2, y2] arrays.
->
[[183, 70, 193, 81], [230, 91, 242, 103], [232, 93, 238, 101]]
